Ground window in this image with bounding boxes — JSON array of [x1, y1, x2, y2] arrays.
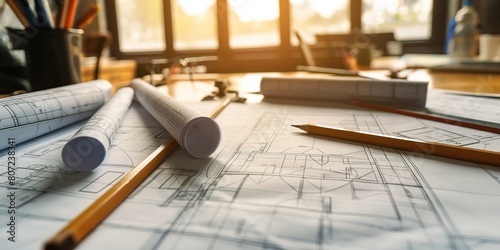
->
[[228, 0, 280, 48], [361, 0, 433, 40], [105, 0, 448, 73], [291, 0, 350, 44], [172, 0, 218, 50], [115, 0, 165, 52]]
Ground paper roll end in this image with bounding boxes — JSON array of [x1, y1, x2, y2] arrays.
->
[[182, 117, 221, 158], [62, 136, 107, 172]]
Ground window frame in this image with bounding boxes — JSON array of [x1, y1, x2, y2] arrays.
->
[[104, 0, 449, 75]]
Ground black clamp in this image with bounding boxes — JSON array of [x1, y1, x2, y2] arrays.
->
[[202, 79, 246, 103]]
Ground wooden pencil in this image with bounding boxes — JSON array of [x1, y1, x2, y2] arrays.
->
[[350, 100, 500, 134], [44, 98, 231, 250], [75, 4, 100, 29], [292, 124, 500, 167], [56, 0, 69, 29], [5, 0, 31, 28], [63, 0, 79, 29]]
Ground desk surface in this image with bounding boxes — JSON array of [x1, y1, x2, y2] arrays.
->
[[81, 58, 137, 93], [162, 69, 500, 102], [3, 69, 500, 249]]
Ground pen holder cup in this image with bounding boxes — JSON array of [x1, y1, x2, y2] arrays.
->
[[7, 28, 83, 91]]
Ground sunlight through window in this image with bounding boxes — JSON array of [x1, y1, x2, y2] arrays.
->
[[228, 0, 280, 48], [116, 0, 165, 52], [290, 0, 350, 45], [113, 0, 438, 53], [173, 0, 218, 50], [362, 0, 433, 40]]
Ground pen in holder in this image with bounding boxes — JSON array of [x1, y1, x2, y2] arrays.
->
[[7, 28, 83, 91]]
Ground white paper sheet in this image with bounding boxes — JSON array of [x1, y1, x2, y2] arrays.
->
[[1, 96, 500, 250], [426, 89, 500, 125], [61, 87, 134, 172]]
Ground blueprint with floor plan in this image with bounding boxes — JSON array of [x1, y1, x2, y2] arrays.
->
[[1, 100, 500, 250], [0, 80, 112, 151]]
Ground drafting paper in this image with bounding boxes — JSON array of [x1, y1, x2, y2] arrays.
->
[[426, 89, 500, 125], [1, 98, 500, 249], [62, 87, 135, 172], [0, 80, 112, 150]]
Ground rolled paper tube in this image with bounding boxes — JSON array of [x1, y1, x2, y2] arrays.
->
[[62, 87, 134, 171], [0, 80, 112, 150], [130, 78, 221, 158]]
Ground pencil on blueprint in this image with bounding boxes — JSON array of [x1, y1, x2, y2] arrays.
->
[[292, 124, 500, 167], [44, 98, 231, 250], [350, 100, 500, 134]]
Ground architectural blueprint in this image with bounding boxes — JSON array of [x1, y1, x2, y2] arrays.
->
[[1, 99, 500, 250], [0, 80, 112, 151], [426, 89, 500, 125], [62, 87, 134, 172], [132, 78, 221, 158]]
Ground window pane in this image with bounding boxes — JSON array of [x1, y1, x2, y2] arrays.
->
[[228, 0, 280, 48], [362, 0, 433, 40], [173, 0, 218, 50], [115, 0, 165, 52], [291, 0, 350, 45]]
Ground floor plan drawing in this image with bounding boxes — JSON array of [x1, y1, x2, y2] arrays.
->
[[426, 90, 500, 125], [0, 80, 112, 151], [1, 101, 500, 250], [62, 87, 134, 172]]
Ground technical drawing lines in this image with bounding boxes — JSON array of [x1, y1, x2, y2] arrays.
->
[[0, 80, 112, 150], [80, 171, 125, 193], [54, 105, 500, 250], [0, 81, 109, 129]]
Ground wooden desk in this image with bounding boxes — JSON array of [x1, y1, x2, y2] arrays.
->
[[81, 58, 137, 93], [376, 56, 500, 94], [161, 69, 500, 103], [160, 72, 298, 102], [426, 70, 500, 94]]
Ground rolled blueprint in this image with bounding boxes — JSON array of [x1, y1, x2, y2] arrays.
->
[[0, 80, 112, 150], [130, 78, 221, 158], [61, 87, 135, 172]]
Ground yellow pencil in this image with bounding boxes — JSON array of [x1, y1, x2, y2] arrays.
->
[[44, 98, 231, 250], [292, 124, 500, 167]]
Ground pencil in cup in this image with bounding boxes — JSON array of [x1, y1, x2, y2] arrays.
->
[[75, 4, 100, 29]]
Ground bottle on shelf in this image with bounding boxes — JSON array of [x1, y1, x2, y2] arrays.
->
[[447, 0, 478, 59]]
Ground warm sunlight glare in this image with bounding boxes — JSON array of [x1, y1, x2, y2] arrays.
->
[[308, 0, 347, 18], [229, 0, 279, 22], [178, 0, 215, 16]]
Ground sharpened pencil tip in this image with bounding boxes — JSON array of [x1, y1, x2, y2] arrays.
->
[[291, 124, 308, 132], [45, 231, 76, 250]]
